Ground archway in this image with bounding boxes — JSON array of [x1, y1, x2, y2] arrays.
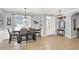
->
[[71, 12, 79, 38]]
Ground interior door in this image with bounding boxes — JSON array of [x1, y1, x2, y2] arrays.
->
[[46, 16, 56, 36]]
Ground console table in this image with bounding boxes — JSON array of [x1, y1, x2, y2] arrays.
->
[[57, 29, 65, 36]]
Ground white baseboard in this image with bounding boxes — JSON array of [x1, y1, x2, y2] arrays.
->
[[71, 36, 78, 39], [65, 35, 78, 39]]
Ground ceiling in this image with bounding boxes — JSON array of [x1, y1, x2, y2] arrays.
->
[[3, 8, 77, 15]]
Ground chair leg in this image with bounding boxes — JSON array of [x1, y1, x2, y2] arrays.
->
[[17, 35, 19, 43], [19, 35, 22, 44], [17, 35, 22, 44], [9, 36, 11, 44], [38, 33, 41, 38], [33, 34, 36, 41], [26, 35, 28, 43]]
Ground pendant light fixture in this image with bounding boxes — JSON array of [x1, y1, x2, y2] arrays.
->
[[57, 10, 66, 19], [22, 8, 27, 26], [24, 8, 27, 21]]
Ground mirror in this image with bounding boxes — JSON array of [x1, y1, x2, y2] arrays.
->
[[59, 20, 65, 29]]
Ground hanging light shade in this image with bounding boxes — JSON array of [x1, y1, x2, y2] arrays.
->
[[57, 10, 66, 19], [22, 8, 27, 27], [23, 8, 27, 21]]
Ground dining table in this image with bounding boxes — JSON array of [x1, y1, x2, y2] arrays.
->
[[12, 28, 36, 43]]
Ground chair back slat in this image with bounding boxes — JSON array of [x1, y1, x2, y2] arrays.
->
[[7, 29, 11, 36], [20, 28, 28, 34]]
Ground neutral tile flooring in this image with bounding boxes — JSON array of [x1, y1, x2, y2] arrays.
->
[[0, 35, 79, 50]]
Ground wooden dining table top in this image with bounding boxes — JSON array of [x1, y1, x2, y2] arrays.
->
[[12, 28, 36, 34]]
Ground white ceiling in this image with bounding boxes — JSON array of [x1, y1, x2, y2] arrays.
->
[[3, 8, 77, 15]]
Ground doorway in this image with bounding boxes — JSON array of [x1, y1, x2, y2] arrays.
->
[[71, 13, 79, 37], [46, 16, 56, 36]]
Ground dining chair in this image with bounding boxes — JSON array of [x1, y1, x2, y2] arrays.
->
[[8, 29, 18, 44], [35, 28, 41, 38], [27, 28, 36, 42], [20, 28, 28, 43]]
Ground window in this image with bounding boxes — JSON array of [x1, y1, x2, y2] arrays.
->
[[14, 15, 23, 30], [14, 15, 23, 26], [14, 15, 31, 30]]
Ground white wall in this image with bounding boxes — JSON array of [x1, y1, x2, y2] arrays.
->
[[0, 29, 9, 44], [0, 9, 10, 43], [65, 14, 72, 38]]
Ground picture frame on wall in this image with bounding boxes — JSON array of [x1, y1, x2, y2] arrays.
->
[[34, 20, 39, 25], [7, 17, 11, 25]]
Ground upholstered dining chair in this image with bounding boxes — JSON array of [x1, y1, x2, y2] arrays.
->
[[35, 28, 41, 38], [27, 28, 36, 42], [20, 28, 28, 43], [8, 29, 18, 44]]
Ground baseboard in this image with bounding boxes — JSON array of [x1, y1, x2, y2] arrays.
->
[[65, 36, 78, 39], [71, 36, 78, 39]]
